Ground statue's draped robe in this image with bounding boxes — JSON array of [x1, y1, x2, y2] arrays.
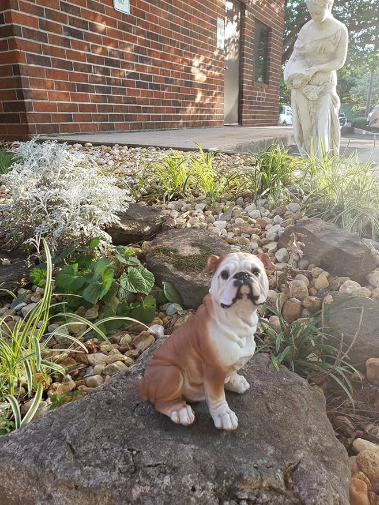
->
[[284, 29, 342, 157]]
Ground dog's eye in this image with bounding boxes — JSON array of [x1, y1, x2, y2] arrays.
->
[[220, 270, 229, 280], [252, 268, 260, 276]]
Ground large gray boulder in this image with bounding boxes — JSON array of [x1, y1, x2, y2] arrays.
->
[[0, 348, 350, 505], [106, 203, 164, 245], [0, 250, 29, 296], [278, 218, 376, 283], [146, 228, 232, 308], [327, 293, 379, 368]]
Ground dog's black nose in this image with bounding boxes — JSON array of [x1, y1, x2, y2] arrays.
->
[[234, 271, 249, 280]]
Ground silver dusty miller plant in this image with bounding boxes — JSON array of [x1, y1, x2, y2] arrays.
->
[[1, 138, 132, 254]]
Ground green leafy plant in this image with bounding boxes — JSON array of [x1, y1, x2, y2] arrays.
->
[[260, 298, 357, 405], [49, 390, 82, 410], [30, 240, 157, 332], [299, 147, 379, 239], [252, 144, 302, 201], [1, 239, 138, 432], [351, 117, 369, 130], [191, 144, 246, 206], [0, 150, 20, 175], [147, 150, 192, 202]]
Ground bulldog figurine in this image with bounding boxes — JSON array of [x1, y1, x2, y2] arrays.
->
[[135, 252, 274, 431]]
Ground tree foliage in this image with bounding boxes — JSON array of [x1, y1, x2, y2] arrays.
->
[[283, 0, 379, 109], [283, 0, 379, 64]]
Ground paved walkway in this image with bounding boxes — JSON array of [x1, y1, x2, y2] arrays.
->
[[41, 126, 294, 153], [41, 125, 379, 163]]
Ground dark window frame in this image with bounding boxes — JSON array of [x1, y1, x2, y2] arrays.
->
[[253, 20, 270, 84]]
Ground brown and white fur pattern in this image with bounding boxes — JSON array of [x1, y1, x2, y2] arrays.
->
[[135, 252, 273, 431]]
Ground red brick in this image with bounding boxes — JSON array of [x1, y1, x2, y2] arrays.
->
[[8, 10, 39, 29], [33, 101, 58, 112], [47, 90, 71, 101], [2, 0, 284, 134]]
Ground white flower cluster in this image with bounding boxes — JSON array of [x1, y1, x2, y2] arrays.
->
[[1, 138, 132, 254]]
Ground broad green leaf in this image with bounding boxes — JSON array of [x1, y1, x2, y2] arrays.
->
[[150, 286, 167, 305], [82, 267, 114, 304], [92, 258, 112, 276], [55, 264, 85, 291], [52, 246, 75, 264], [114, 254, 141, 267], [120, 266, 154, 295], [29, 266, 47, 288], [87, 237, 100, 249], [82, 281, 105, 305], [77, 254, 94, 271], [162, 281, 183, 304], [128, 295, 156, 324], [101, 281, 119, 305]]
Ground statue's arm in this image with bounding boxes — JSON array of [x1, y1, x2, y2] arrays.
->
[[283, 52, 295, 85], [310, 25, 348, 74]]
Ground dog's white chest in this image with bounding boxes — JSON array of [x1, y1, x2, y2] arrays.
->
[[208, 315, 257, 371]]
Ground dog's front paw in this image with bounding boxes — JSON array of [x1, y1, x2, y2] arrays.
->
[[170, 405, 195, 426], [225, 374, 250, 394], [211, 407, 238, 431]]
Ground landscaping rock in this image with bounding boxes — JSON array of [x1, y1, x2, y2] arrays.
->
[[365, 358, 379, 386], [0, 250, 29, 296], [0, 348, 349, 505], [282, 299, 302, 323], [106, 203, 164, 245], [146, 228, 231, 309], [278, 218, 376, 283], [327, 294, 379, 367]]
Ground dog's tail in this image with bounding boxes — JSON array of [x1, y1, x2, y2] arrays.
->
[[134, 377, 148, 400]]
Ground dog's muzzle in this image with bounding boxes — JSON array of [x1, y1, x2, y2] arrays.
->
[[220, 271, 260, 309]]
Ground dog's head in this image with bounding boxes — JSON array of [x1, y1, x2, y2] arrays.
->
[[203, 252, 274, 310]]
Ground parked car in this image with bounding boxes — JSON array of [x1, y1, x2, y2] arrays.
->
[[338, 110, 347, 127], [368, 104, 379, 129], [279, 105, 293, 126]]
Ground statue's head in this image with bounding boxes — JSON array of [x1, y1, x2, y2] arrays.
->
[[306, 0, 333, 23]]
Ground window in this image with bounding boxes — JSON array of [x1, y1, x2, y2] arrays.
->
[[253, 21, 270, 83]]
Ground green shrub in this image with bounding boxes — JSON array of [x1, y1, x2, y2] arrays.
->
[[351, 117, 369, 129], [1, 139, 132, 254], [30, 239, 159, 332]]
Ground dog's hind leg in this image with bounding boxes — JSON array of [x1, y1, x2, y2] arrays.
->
[[151, 366, 195, 426]]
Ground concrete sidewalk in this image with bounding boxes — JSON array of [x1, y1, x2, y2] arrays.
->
[[40, 126, 294, 153], [40, 125, 378, 163]]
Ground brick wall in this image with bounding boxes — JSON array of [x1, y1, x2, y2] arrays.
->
[[0, 0, 284, 140], [240, 0, 285, 126]]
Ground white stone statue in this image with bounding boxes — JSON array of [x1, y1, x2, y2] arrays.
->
[[284, 0, 348, 158]]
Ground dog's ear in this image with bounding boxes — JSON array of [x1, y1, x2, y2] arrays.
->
[[203, 255, 220, 274], [258, 253, 276, 271]]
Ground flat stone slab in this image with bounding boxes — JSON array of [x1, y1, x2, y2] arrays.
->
[[278, 218, 376, 283], [106, 203, 164, 245], [145, 228, 232, 308], [0, 350, 349, 505]]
